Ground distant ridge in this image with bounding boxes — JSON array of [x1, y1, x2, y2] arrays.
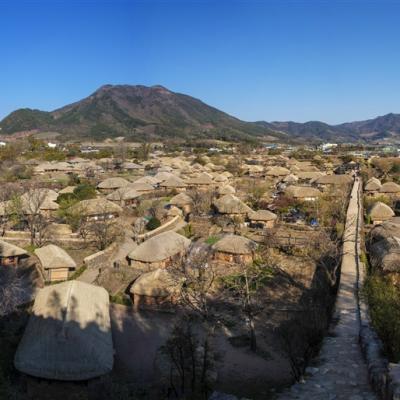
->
[[1, 84, 399, 142]]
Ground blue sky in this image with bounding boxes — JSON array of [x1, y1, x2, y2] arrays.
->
[[1, 0, 400, 124]]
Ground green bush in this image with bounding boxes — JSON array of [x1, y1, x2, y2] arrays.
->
[[363, 274, 400, 362], [205, 236, 219, 245], [146, 217, 161, 231]]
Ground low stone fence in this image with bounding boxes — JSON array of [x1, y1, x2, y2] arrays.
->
[[83, 242, 118, 270], [136, 215, 183, 242]]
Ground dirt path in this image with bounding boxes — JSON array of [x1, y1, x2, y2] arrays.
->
[[278, 178, 377, 400]]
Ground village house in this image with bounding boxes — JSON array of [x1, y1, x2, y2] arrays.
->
[[217, 184, 236, 196], [213, 194, 253, 220], [314, 174, 353, 190], [14, 281, 113, 380], [364, 177, 382, 196], [367, 202, 395, 225], [169, 192, 193, 216], [248, 209, 278, 229], [71, 198, 123, 221], [159, 176, 187, 192], [106, 187, 141, 207], [186, 173, 215, 190], [379, 181, 400, 198], [212, 234, 257, 264], [127, 231, 191, 270], [34, 244, 77, 282], [284, 185, 322, 202], [129, 268, 180, 311], [0, 240, 28, 266], [97, 177, 130, 193]]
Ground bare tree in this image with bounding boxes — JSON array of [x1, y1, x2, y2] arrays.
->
[[188, 189, 215, 217], [0, 268, 26, 317]]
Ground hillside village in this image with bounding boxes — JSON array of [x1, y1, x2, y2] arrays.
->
[[1, 136, 400, 399]]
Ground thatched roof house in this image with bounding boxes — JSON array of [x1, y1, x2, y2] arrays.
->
[[380, 182, 400, 195], [213, 194, 253, 217], [127, 231, 191, 270], [0, 239, 28, 266], [35, 244, 77, 282], [217, 184, 236, 196], [169, 193, 193, 215], [130, 268, 181, 310], [97, 177, 130, 192], [213, 234, 257, 264], [266, 166, 290, 177], [186, 173, 214, 188], [315, 174, 353, 187], [285, 186, 321, 201], [248, 210, 277, 228], [71, 198, 123, 220], [159, 176, 187, 191], [364, 177, 381, 193], [106, 187, 141, 206], [14, 281, 113, 381], [367, 201, 395, 225], [296, 171, 324, 182]]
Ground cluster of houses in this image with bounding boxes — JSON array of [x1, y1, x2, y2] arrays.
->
[[3, 149, 362, 387]]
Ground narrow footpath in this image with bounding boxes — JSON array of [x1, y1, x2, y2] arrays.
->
[[278, 178, 377, 400]]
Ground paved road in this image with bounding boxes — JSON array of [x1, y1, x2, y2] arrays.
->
[[278, 178, 377, 400]]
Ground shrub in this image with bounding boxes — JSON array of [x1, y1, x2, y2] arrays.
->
[[146, 217, 161, 231]]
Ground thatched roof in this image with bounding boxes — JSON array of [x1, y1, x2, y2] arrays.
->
[[265, 166, 290, 177], [214, 174, 229, 183], [97, 177, 130, 190], [169, 193, 193, 207], [315, 174, 353, 186], [59, 186, 76, 194], [283, 174, 298, 183], [129, 182, 155, 192], [20, 189, 59, 213], [35, 244, 77, 270], [14, 281, 113, 380], [186, 173, 214, 186], [367, 202, 395, 221], [217, 185, 236, 195], [106, 187, 141, 201], [213, 235, 257, 255], [160, 176, 187, 188], [128, 231, 191, 263], [130, 268, 180, 297], [214, 194, 253, 215], [297, 171, 325, 181], [0, 240, 27, 258], [248, 209, 277, 222], [369, 236, 400, 273], [285, 186, 321, 199], [71, 198, 123, 216], [132, 176, 159, 186], [380, 182, 400, 193], [364, 177, 381, 192]]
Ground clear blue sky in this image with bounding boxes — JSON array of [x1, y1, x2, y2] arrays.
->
[[1, 0, 400, 124]]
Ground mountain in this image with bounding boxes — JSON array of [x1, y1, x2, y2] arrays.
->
[[1, 84, 400, 143], [0, 85, 285, 142]]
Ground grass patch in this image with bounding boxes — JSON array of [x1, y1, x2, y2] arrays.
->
[[110, 292, 132, 306], [205, 236, 219, 245]]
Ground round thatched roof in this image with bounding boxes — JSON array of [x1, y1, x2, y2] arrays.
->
[[35, 244, 77, 270], [14, 281, 113, 381], [128, 231, 191, 263], [367, 201, 395, 221], [213, 194, 253, 215], [132, 176, 159, 186], [97, 177, 130, 190], [213, 235, 257, 255], [265, 166, 290, 177], [283, 174, 299, 183], [285, 185, 321, 199], [380, 182, 400, 193], [71, 198, 123, 216], [217, 184, 236, 195], [186, 173, 214, 186], [315, 174, 353, 185], [169, 193, 193, 207], [130, 268, 180, 297], [160, 176, 187, 188], [364, 177, 381, 192], [0, 239, 28, 258], [248, 209, 277, 222], [106, 187, 141, 201]]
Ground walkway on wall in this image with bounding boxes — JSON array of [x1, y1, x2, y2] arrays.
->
[[278, 178, 377, 400]]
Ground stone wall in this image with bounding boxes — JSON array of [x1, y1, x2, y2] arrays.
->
[[83, 242, 118, 270]]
